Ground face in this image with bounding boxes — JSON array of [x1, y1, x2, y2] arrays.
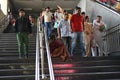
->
[[19, 11, 25, 17], [64, 14, 68, 20], [46, 8, 50, 12], [86, 17, 90, 22], [29, 16, 32, 21], [57, 9, 60, 13], [76, 9, 81, 14], [97, 17, 102, 22]]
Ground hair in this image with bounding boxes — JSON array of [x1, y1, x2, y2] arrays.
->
[[81, 12, 85, 15], [97, 15, 102, 18], [18, 8, 25, 12], [76, 6, 81, 10], [85, 16, 89, 20], [46, 7, 50, 9]]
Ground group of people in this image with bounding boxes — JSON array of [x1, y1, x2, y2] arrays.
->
[[9, 5, 105, 61], [37, 6, 106, 61], [98, 0, 120, 12]]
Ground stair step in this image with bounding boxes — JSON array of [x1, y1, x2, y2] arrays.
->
[[54, 72, 120, 80], [0, 75, 35, 80], [0, 69, 35, 76]]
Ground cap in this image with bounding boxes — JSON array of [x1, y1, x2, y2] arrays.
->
[[18, 8, 25, 12]]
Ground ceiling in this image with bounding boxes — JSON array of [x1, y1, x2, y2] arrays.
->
[[10, 0, 80, 14]]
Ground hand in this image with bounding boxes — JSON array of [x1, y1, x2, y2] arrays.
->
[[90, 34, 94, 40], [57, 35, 61, 39], [85, 31, 89, 35], [29, 33, 33, 38]]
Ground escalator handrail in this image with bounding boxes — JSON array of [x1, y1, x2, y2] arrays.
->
[[44, 27, 55, 80], [35, 26, 40, 80]]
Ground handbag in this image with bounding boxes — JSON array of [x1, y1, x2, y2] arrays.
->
[[54, 22, 59, 28]]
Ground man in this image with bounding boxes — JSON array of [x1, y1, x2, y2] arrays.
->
[[42, 7, 53, 38], [70, 7, 86, 57], [58, 13, 71, 53], [93, 15, 105, 56], [15, 8, 32, 59], [54, 8, 64, 29]]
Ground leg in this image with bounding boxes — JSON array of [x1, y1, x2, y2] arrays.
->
[[96, 40, 104, 56], [86, 43, 91, 57], [47, 22, 52, 38], [17, 33, 24, 58], [67, 37, 71, 53], [78, 32, 86, 56], [44, 22, 49, 38], [23, 33, 29, 58], [62, 37, 67, 47], [71, 33, 77, 56]]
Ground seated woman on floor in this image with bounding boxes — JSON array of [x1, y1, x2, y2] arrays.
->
[[49, 34, 70, 61]]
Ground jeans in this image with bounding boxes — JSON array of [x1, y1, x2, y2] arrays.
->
[[62, 36, 71, 53], [71, 32, 86, 56], [44, 22, 52, 38]]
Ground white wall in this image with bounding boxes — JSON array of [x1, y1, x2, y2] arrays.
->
[[0, 0, 8, 15], [77, 0, 86, 12], [77, 0, 120, 28]]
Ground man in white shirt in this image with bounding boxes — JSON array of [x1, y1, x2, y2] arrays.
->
[[58, 13, 71, 53], [54, 8, 64, 28], [93, 15, 105, 56], [42, 7, 53, 38]]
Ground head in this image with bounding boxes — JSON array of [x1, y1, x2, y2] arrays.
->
[[45, 7, 50, 12], [97, 15, 102, 22], [63, 13, 69, 20], [85, 16, 90, 22], [76, 7, 81, 14], [57, 8, 60, 13], [64, 10, 68, 14], [18, 9, 25, 17], [81, 12, 85, 17], [29, 15, 33, 21]]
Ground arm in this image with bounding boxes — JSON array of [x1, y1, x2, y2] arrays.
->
[[70, 15, 73, 32], [27, 18, 32, 34], [14, 19, 18, 33], [57, 21, 62, 38]]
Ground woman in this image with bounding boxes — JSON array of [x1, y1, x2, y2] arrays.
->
[[49, 34, 70, 61], [84, 16, 93, 57]]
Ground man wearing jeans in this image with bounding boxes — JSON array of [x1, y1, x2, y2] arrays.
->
[[15, 9, 32, 59], [70, 7, 86, 57], [42, 7, 53, 38]]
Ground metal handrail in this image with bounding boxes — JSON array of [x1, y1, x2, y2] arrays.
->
[[35, 26, 40, 80], [0, 16, 9, 33], [44, 27, 55, 80]]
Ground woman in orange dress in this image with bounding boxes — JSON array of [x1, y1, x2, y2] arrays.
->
[[49, 34, 70, 61]]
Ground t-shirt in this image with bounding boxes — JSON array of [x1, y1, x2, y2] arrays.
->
[[42, 11, 52, 22], [70, 14, 84, 32], [54, 12, 63, 22], [59, 19, 71, 37]]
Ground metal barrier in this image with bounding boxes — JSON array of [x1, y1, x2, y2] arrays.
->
[[35, 26, 40, 80], [44, 27, 55, 80], [103, 24, 120, 55], [35, 23, 55, 80], [0, 16, 9, 33]]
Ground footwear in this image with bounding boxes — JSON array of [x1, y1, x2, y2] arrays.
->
[[19, 56, 22, 59]]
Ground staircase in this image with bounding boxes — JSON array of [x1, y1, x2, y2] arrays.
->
[[52, 54, 120, 80], [51, 37, 120, 80], [0, 33, 36, 80]]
